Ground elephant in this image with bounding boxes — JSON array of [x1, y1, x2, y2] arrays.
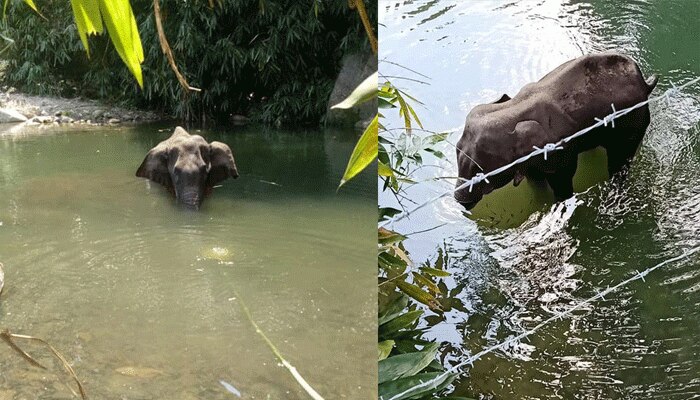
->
[[455, 52, 658, 209], [136, 126, 239, 209]]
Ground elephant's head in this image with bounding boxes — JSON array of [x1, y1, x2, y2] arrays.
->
[[136, 127, 239, 209]]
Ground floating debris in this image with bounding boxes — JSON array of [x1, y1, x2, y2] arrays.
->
[[219, 380, 242, 397], [115, 366, 164, 378]]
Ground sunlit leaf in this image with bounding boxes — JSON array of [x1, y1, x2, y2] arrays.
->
[[331, 71, 377, 109], [339, 114, 378, 187], [97, 0, 144, 87], [411, 272, 441, 295], [378, 227, 406, 245], [378, 160, 394, 177], [396, 281, 443, 312], [378, 340, 394, 361], [70, 0, 103, 57]]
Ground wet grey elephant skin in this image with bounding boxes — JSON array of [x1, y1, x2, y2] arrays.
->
[[455, 53, 658, 209], [136, 126, 239, 209]]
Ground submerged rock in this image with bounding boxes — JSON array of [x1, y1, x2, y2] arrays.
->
[[115, 366, 165, 378]]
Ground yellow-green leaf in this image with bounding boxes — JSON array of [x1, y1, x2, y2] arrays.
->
[[70, 0, 103, 57], [98, 0, 144, 87], [396, 281, 443, 312], [378, 160, 394, 177], [339, 114, 378, 187], [378, 340, 394, 360], [331, 72, 377, 109]]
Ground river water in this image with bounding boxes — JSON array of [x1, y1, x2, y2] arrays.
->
[[380, 0, 700, 399], [0, 124, 376, 398]]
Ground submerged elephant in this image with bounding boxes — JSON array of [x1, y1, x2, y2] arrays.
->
[[136, 126, 239, 209], [455, 52, 658, 209]]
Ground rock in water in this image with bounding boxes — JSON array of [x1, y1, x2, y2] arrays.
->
[[0, 108, 27, 123], [0, 262, 4, 295], [325, 51, 377, 127]]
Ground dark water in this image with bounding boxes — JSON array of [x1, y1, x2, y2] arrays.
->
[[0, 123, 376, 398], [380, 0, 700, 398]]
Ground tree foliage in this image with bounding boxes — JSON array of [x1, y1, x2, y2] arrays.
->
[[0, 0, 375, 126]]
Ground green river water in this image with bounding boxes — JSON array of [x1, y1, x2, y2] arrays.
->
[[0, 124, 376, 399], [380, 0, 700, 399]]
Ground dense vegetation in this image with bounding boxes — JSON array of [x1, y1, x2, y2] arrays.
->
[[0, 0, 375, 126]]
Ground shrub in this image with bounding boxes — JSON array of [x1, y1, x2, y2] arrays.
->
[[0, 0, 375, 126]]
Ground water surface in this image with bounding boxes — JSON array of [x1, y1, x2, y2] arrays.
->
[[380, 1, 700, 398], [0, 123, 376, 398]]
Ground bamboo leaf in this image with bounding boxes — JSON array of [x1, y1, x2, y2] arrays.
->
[[378, 371, 456, 400], [97, 0, 144, 87], [70, 0, 103, 57], [378, 342, 439, 384], [378, 340, 395, 361], [331, 71, 377, 109], [396, 281, 443, 312], [420, 267, 450, 277], [339, 114, 378, 187]]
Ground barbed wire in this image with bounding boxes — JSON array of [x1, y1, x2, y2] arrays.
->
[[382, 245, 700, 400], [380, 76, 700, 228]]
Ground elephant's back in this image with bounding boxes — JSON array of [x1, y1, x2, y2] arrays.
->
[[534, 53, 651, 127]]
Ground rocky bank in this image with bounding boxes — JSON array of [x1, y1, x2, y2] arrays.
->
[[0, 88, 162, 126]]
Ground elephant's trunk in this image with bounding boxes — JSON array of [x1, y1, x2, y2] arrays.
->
[[177, 190, 203, 210]]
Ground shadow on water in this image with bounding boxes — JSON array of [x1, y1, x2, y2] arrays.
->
[[0, 123, 376, 398], [380, 0, 700, 398]]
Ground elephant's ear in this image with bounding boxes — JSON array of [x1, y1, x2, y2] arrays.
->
[[492, 93, 511, 104], [207, 141, 239, 187], [136, 145, 172, 187], [511, 120, 546, 158]]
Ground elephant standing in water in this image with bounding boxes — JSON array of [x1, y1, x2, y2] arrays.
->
[[455, 52, 658, 209], [136, 127, 239, 209]]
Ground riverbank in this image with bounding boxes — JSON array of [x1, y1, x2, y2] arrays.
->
[[0, 87, 162, 126]]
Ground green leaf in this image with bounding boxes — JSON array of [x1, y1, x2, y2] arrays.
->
[[97, 0, 144, 87], [70, 0, 103, 57], [378, 97, 396, 109], [378, 340, 395, 361], [378, 342, 439, 384], [411, 272, 441, 295], [331, 71, 377, 109], [379, 310, 422, 337], [378, 371, 456, 400], [339, 114, 378, 187], [378, 295, 409, 326], [378, 160, 394, 177], [378, 251, 407, 272], [420, 267, 451, 278], [396, 281, 443, 312], [378, 227, 407, 245], [379, 207, 402, 222]]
